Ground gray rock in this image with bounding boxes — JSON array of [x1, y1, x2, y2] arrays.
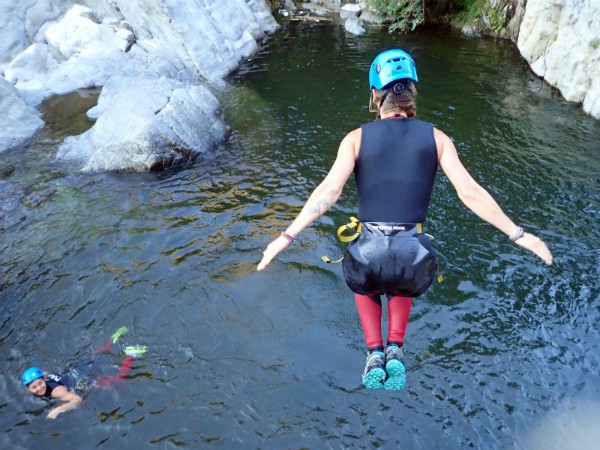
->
[[0, 0, 280, 170], [57, 76, 228, 171], [301, 3, 332, 15], [340, 3, 361, 20], [355, 7, 386, 24], [283, 0, 297, 11], [344, 16, 365, 36], [0, 77, 43, 152], [517, 0, 600, 118]]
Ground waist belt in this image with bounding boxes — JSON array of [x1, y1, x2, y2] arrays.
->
[[321, 217, 443, 285], [322, 217, 425, 264]]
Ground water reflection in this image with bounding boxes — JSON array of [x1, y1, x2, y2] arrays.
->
[[1, 23, 599, 449]]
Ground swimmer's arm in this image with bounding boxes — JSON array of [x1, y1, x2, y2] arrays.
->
[[435, 128, 552, 265], [46, 386, 83, 419], [257, 129, 359, 271]]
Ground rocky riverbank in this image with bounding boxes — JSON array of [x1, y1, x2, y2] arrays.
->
[[294, 0, 600, 120], [0, 0, 278, 170], [1, 0, 597, 171]]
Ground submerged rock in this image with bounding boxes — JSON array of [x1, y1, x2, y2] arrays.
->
[[345, 16, 366, 36]]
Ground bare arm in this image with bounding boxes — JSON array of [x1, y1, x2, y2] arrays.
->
[[46, 386, 83, 419], [257, 129, 360, 271], [435, 128, 552, 265]]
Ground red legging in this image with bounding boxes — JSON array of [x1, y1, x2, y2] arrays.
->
[[93, 342, 136, 388], [355, 294, 413, 349]]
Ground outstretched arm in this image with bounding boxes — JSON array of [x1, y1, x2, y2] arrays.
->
[[46, 386, 83, 419], [257, 129, 360, 271], [435, 128, 552, 265]]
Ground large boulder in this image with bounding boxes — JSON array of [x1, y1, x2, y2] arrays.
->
[[89, 0, 279, 81], [0, 77, 43, 152], [5, 4, 137, 106], [0, 0, 279, 169], [518, 0, 600, 119], [57, 76, 227, 171], [0, 0, 69, 74]]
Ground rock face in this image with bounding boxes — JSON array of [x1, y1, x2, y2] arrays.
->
[[0, 0, 279, 170], [0, 77, 44, 151], [517, 0, 600, 119]]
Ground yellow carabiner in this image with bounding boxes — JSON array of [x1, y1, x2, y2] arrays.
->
[[337, 216, 362, 243], [322, 217, 362, 264], [321, 255, 344, 264]]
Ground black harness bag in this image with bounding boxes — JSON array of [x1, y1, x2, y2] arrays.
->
[[341, 221, 438, 297]]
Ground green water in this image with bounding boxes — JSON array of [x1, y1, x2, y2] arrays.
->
[[40, 89, 100, 139], [1, 22, 599, 449]]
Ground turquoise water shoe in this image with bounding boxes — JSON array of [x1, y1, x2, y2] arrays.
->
[[125, 345, 148, 357], [362, 351, 386, 389], [384, 345, 406, 390]]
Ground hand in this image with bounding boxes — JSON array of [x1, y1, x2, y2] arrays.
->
[[514, 232, 553, 265], [257, 236, 291, 271], [47, 409, 61, 420]]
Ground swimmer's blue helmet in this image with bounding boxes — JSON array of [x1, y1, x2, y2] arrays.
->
[[369, 49, 418, 90], [22, 367, 44, 385]]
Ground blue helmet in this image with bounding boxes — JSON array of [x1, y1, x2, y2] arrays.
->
[[369, 49, 418, 90], [22, 367, 44, 386]]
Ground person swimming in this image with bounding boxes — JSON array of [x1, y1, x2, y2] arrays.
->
[[21, 326, 148, 419]]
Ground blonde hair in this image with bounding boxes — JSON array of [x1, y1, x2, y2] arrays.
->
[[373, 81, 417, 117]]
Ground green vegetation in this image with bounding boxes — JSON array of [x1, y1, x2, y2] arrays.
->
[[454, 0, 487, 22], [366, 0, 511, 35], [367, 0, 425, 33], [261, 0, 514, 37], [265, 0, 282, 9], [454, 0, 506, 33]]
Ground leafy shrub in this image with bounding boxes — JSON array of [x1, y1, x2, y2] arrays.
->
[[367, 0, 425, 33]]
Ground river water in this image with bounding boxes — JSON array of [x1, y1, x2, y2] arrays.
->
[[1, 20, 599, 450]]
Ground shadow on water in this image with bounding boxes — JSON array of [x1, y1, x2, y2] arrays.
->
[[1, 22, 599, 449]]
